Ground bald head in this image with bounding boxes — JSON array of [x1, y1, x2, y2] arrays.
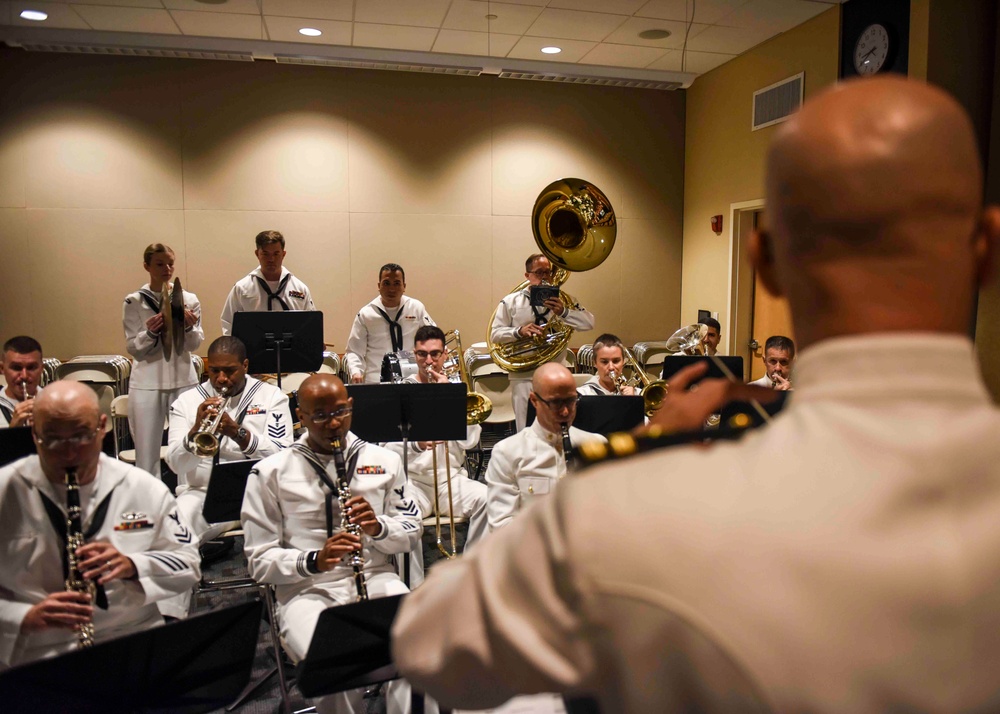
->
[[298, 373, 347, 410], [532, 363, 575, 393], [34, 381, 100, 426], [756, 76, 997, 348]]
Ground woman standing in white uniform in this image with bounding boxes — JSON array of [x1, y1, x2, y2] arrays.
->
[[122, 243, 204, 478]]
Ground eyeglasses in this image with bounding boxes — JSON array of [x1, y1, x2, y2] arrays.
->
[[414, 350, 444, 360], [34, 428, 102, 450], [533, 394, 579, 412], [304, 407, 352, 423], [528, 269, 554, 278]]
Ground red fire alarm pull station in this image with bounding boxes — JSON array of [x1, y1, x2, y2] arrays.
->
[[711, 215, 723, 234]]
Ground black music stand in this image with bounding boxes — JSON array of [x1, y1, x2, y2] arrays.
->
[[296, 594, 404, 698], [233, 310, 324, 390], [661, 355, 745, 383], [0, 426, 35, 467], [574, 395, 645, 435], [0, 600, 262, 714], [203, 459, 260, 523]]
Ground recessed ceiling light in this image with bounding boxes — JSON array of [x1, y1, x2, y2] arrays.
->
[[541, 46, 562, 54], [299, 28, 322, 37], [638, 29, 671, 40], [485, 14, 498, 20], [20, 10, 48, 21]]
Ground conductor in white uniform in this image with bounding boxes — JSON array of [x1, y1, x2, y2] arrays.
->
[[392, 77, 1000, 713]]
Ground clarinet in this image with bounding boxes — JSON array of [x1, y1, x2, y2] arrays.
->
[[331, 439, 369, 602], [65, 468, 97, 648], [561, 423, 574, 469]]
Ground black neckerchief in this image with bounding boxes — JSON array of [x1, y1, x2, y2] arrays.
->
[[138, 288, 161, 313], [290, 439, 364, 537], [39, 486, 113, 610], [374, 305, 405, 352], [254, 274, 291, 311]]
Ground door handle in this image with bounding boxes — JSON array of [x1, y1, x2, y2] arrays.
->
[[748, 339, 760, 351]]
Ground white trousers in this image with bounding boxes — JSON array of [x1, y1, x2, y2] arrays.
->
[[511, 378, 532, 432], [128, 387, 187, 478], [408, 475, 487, 588], [280, 572, 411, 714]]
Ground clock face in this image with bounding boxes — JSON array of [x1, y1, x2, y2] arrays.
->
[[854, 23, 890, 75]]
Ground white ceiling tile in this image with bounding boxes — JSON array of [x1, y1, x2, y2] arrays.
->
[[547, 0, 645, 14], [686, 23, 773, 53], [442, 0, 541, 35], [604, 16, 712, 48], [432, 29, 519, 57], [264, 14, 352, 44], [261, 0, 353, 21], [525, 8, 629, 42], [163, 0, 258, 13], [60, 0, 164, 7], [353, 22, 438, 51], [722, 0, 828, 31], [170, 9, 263, 38], [354, 0, 450, 28], [70, 5, 181, 33], [677, 48, 736, 73], [6, 1, 91, 28], [637, 0, 749, 25], [646, 48, 679, 70], [505, 35, 597, 63], [579, 42, 667, 68]]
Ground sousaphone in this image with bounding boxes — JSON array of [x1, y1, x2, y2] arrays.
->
[[487, 178, 616, 372]]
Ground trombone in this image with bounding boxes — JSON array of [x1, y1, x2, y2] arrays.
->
[[622, 346, 669, 417]]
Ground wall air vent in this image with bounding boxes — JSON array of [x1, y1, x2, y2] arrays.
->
[[275, 56, 481, 76], [19, 43, 253, 62], [752, 72, 803, 130], [499, 70, 682, 91]]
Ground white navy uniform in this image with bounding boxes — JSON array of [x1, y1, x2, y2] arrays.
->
[[345, 296, 435, 384], [486, 419, 606, 532], [0, 454, 201, 668], [220, 266, 316, 336], [242, 432, 420, 714], [0, 386, 41, 429], [490, 289, 595, 431], [577, 375, 614, 396], [123, 284, 204, 478]]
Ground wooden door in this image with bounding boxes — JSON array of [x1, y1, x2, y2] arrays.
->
[[748, 210, 794, 380]]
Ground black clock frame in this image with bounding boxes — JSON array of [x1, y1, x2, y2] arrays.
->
[[840, 0, 910, 79]]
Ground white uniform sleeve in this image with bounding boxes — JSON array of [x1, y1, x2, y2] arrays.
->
[[183, 296, 205, 353], [371, 456, 422, 555], [457, 424, 481, 452], [344, 313, 368, 380], [128, 497, 202, 603], [490, 298, 521, 344], [242, 391, 293, 459], [561, 303, 595, 331], [165, 394, 205, 478], [485, 442, 519, 531], [302, 282, 317, 311], [0, 599, 33, 666], [220, 285, 240, 337], [242, 465, 314, 584], [123, 297, 160, 361]]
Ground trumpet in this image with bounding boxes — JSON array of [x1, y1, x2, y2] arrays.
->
[[621, 346, 669, 417], [19, 378, 31, 402], [191, 387, 230, 457], [607, 368, 629, 395]]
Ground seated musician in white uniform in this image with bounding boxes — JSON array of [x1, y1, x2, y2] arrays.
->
[[748, 335, 795, 390], [220, 230, 316, 336], [383, 325, 488, 583], [344, 263, 435, 384], [578, 333, 637, 396], [0, 335, 44, 428], [0, 381, 200, 668], [392, 78, 1000, 713], [242, 373, 420, 714], [486, 363, 605, 532], [490, 253, 595, 431], [123, 243, 204, 478]]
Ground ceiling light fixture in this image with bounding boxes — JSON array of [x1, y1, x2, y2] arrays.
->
[[299, 28, 322, 37], [541, 46, 561, 54], [20, 10, 48, 21]]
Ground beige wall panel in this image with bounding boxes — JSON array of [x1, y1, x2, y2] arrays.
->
[[348, 212, 493, 347], [490, 81, 625, 218], [0, 114, 24, 208], [681, 8, 839, 343], [26, 209, 185, 359], [182, 63, 351, 213], [347, 72, 493, 216], [14, 54, 183, 210], [0, 209, 32, 339], [618, 217, 683, 345], [182, 210, 351, 347], [490, 215, 539, 307], [560, 243, 622, 349]]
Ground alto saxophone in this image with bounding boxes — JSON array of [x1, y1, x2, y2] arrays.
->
[[331, 439, 369, 602], [65, 468, 97, 648]]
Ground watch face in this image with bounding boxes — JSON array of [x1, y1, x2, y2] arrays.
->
[[854, 23, 890, 75]]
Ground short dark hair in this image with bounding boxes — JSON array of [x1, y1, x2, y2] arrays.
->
[[764, 335, 795, 357], [379, 263, 405, 282], [700, 317, 721, 333], [414, 325, 446, 346], [592, 333, 624, 356], [3, 336, 42, 356], [143, 243, 174, 265], [207, 336, 247, 362], [525, 253, 546, 272], [255, 230, 285, 250]]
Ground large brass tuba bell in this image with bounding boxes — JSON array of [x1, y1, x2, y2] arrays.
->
[[487, 179, 616, 372]]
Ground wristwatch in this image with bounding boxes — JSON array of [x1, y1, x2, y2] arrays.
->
[[236, 427, 249, 446]]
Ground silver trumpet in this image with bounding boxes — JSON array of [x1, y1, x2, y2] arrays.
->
[[19, 378, 31, 402], [65, 468, 96, 648], [192, 387, 230, 457], [607, 368, 629, 394]]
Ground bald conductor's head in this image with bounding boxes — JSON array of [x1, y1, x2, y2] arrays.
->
[[752, 77, 998, 350]]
